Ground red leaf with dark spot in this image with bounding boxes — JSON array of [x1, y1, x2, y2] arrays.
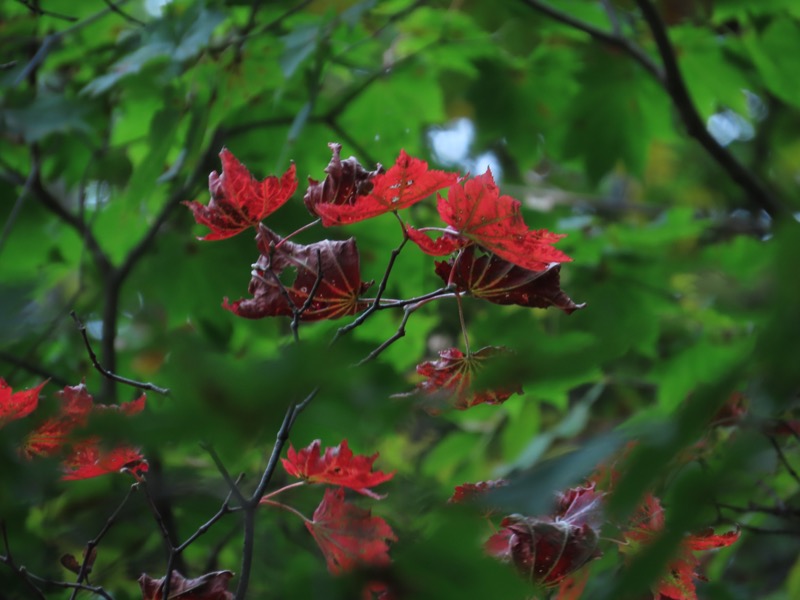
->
[[184, 148, 297, 241], [411, 169, 571, 271], [485, 515, 599, 587], [279, 439, 394, 499], [304, 142, 384, 221], [0, 378, 46, 428], [139, 570, 234, 600], [449, 479, 509, 503], [314, 149, 458, 226], [306, 487, 397, 575], [223, 224, 373, 321], [434, 246, 585, 313], [413, 346, 521, 410]]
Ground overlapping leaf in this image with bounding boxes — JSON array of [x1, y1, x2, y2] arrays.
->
[[306, 487, 397, 575], [485, 514, 600, 587], [434, 246, 585, 313], [409, 169, 572, 272], [313, 149, 458, 226], [281, 439, 394, 499], [303, 142, 384, 221], [139, 570, 234, 600], [0, 377, 46, 428], [184, 148, 297, 241], [21, 382, 147, 480], [413, 346, 522, 410], [622, 494, 740, 600], [223, 224, 373, 321]]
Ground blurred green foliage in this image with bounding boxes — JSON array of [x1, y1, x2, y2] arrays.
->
[[1, 0, 798, 598]]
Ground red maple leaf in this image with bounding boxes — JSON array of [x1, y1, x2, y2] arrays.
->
[[184, 148, 297, 241], [280, 439, 395, 499], [306, 487, 397, 575], [139, 570, 234, 600], [0, 378, 47, 428], [223, 224, 373, 321], [622, 494, 740, 600], [434, 246, 585, 314], [409, 169, 571, 272], [304, 142, 384, 219], [413, 346, 522, 410], [486, 514, 600, 587], [448, 479, 509, 504], [313, 149, 458, 226], [21, 383, 146, 480]]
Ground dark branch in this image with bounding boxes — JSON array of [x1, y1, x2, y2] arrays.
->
[[634, 0, 786, 218], [70, 311, 170, 395]]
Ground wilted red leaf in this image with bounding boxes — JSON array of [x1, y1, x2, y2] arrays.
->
[[62, 441, 148, 481], [555, 483, 605, 530], [413, 346, 522, 410], [410, 169, 571, 272], [554, 568, 591, 600], [304, 142, 384, 221], [139, 570, 234, 600], [0, 378, 47, 428], [486, 514, 600, 587], [306, 487, 397, 575], [223, 224, 373, 321], [448, 479, 509, 503], [184, 148, 297, 241], [622, 494, 740, 600], [361, 580, 396, 600], [314, 149, 458, 226], [280, 439, 394, 499], [434, 246, 584, 313]]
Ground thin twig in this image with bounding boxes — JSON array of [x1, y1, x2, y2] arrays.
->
[[200, 443, 247, 508], [69, 484, 137, 600], [290, 248, 324, 341], [1, 521, 47, 600], [234, 388, 318, 600], [102, 0, 145, 26], [358, 306, 414, 365], [69, 311, 170, 395], [14, 0, 133, 86], [767, 435, 800, 486], [0, 154, 38, 256], [15, 0, 78, 22], [333, 234, 409, 343]]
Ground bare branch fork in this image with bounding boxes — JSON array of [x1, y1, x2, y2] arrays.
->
[[70, 311, 170, 396], [518, 0, 788, 218]]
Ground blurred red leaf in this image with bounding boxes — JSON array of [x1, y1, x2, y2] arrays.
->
[[184, 148, 297, 241], [410, 169, 571, 272], [223, 224, 373, 321], [21, 382, 146, 480], [139, 570, 234, 600], [486, 515, 599, 587], [304, 142, 384, 221], [622, 494, 740, 600], [314, 149, 458, 226], [280, 439, 394, 499], [62, 442, 148, 481], [413, 346, 521, 410], [448, 479, 509, 504], [434, 246, 585, 313], [0, 378, 46, 428], [306, 487, 397, 575]]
